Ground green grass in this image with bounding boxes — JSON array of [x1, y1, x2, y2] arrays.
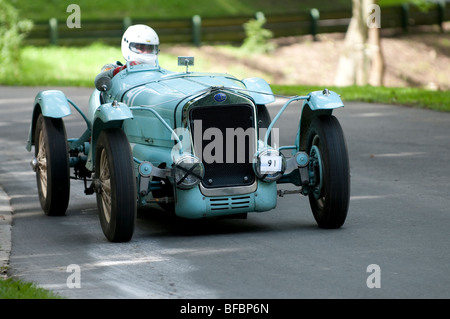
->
[[9, 43, 124, 87], [5, 44, 252, 86], [13, 0, 352, 21], [12, 0, 425, 21], [0, 277, 62, 299], [272, 85, 450, 112], [4, 43, 275, 86]]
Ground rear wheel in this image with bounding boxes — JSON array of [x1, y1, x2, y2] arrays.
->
[[95, 128, 136, 242], [305, 115, 350, 228], [34, 114, 70, 216]]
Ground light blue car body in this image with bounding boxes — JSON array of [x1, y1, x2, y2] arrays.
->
[[26, 60, 344, 219]]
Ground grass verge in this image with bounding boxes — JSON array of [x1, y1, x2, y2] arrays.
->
[[0, 277, 62, 299], [272, 85, 450, 112]]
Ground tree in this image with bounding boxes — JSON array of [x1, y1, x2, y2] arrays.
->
[[334, 0, 384, 86]]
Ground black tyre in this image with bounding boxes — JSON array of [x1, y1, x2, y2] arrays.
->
[[95, 128, 136, 242], [306, 115, 350, 228], [34, 114, 70, 216]]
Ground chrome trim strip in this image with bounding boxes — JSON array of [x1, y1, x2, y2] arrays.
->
[[199, 182, 257, 197]]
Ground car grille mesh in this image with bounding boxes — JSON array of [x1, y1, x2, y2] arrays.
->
[[190, 104, 256, 189]]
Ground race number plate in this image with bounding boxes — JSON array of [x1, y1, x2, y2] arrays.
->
[[260, 155, 282, 173]]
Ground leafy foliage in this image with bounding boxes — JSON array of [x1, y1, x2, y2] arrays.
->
[[0, 0, 33, 78], [241, 15, 276, 54]]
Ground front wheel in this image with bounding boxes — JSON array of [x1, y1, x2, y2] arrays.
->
[[34, 114, 70, 216], [306, 115, 350, 228], [95, 128, 136, 242]]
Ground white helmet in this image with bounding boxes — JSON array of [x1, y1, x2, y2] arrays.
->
[[121, 24, 159, 66]]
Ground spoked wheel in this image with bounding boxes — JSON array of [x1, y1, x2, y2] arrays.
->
[[305, 115, 350, 228], [95, 128, 136, 242], [34, 114, 70, 216]]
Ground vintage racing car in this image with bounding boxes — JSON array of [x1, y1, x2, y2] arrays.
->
[[26, 56, 350, 242]]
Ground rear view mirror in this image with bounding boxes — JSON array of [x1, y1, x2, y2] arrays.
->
[[178, 56, 194, 72], [94, 73, 112, 92]]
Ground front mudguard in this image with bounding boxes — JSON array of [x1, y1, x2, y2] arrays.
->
[[85, 101, 134, 171], [296, 90, 344, 150], [242, 77, 276, 105], [26, 90, 72, 152]]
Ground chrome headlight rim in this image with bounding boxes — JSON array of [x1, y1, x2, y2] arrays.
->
[[253, 148, 286, 182], [173, 155, 205, 189]]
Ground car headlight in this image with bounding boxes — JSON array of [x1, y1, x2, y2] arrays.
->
[[253, 149, 286, 182], [173, 155, 205, 189]]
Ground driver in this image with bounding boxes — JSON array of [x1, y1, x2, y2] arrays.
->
[[95, 24, 160, 89]]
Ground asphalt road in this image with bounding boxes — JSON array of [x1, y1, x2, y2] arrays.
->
[[1, 85, 450, 300]]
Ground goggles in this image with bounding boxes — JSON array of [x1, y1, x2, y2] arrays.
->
[[129, 42, 159, 55]]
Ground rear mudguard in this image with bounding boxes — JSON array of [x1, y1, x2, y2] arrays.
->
[[85, 101, 134, 171], [26, 90, 72, 152], [296, 90, 344, 150]]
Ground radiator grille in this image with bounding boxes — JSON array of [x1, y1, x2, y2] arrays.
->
[[209, 196, 252, 211], [190, 104, 256, 189]]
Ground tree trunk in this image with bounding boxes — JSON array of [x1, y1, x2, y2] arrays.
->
[[367, 24, 384, 86], [335, 0, 384, 86]]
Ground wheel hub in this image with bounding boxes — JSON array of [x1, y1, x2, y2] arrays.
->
[[309, 145, 323, 200]]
